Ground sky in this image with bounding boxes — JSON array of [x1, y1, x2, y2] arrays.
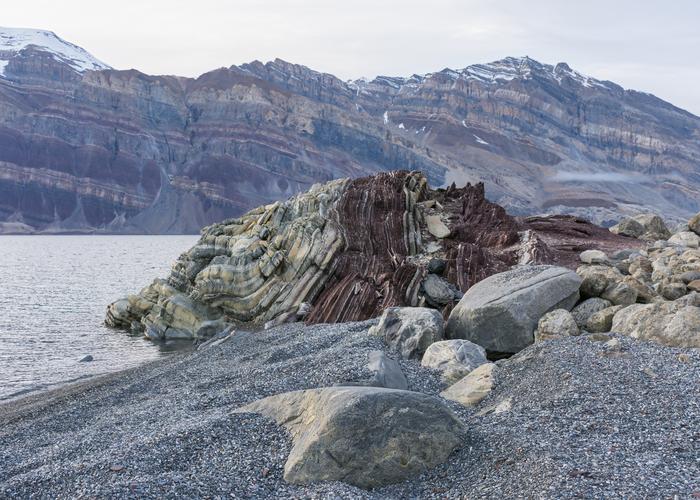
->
[[4, 0, 700, 115]]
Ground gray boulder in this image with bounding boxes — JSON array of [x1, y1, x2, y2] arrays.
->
[[610, 214, 670, 240], [610, 218, 645, 238], [421, 339, 488, 385], [369, 307, 444, 359], [601, 281, 638, 306], [236, 387, 465, 488], [366, 351, 408, 390], [421, 274, 461, 307], [534, 309, 579, 342], [586, 305, 623, 333], [445, 265, 581, 353], [571, 298, 613, 328]]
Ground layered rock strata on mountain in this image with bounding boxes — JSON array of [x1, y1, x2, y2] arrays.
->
[[106, 171, 640, 339], [3, 30, 700, 233]]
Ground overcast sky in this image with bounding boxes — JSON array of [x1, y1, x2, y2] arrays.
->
[[4, 0, 700, 115]]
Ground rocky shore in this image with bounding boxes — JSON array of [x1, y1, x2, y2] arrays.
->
[[2, 171, 699, 497], [0, 321, 698, 498]]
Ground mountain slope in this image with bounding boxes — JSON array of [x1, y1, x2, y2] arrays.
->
[[0, 29, 698, 234]]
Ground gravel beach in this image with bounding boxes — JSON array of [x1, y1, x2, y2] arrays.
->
[[1, 321, 698, 498]]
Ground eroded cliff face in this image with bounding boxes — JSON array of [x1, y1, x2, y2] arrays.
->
[[105, 171, 640, 339], [1, 35, 699, 233]]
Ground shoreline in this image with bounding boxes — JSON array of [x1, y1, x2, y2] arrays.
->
[[0, 353, 182, 421], [1, 321, 698, 497]]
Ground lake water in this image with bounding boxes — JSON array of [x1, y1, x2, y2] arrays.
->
[[0, 235, 199, 401]]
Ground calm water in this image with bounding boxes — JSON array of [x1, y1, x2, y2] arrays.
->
[[0, 235, 199, 401]]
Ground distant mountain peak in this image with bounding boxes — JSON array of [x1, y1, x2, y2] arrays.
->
[[352, 56, 618, 93], [0, 27, 111, 76]]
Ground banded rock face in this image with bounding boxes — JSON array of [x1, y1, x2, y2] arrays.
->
[[106, 171, 640, 339], [3, 30, 700, 233]]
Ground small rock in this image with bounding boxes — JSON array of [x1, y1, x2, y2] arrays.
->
[[586, 305, 623, 333], [421, 274, 459, 307], [534, 309, 579, 342], [369, 307, 444, 359], [669, 231, 700, 249], [366, 350, 408, 390], [688, 212, 700, 236], [79, 355, 94, 363], [661, 282, 687, 301], [601, 282, 637, 306], [421, 339, 488, 385], [440, 362, 496, 406], [687, 280, 700, 293], [427, 258, 447, 275], [571, 298, 612, 329], [579, 250, 608, 264], [425, 215, 451, 239]]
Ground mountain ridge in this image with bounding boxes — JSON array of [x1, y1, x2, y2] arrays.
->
[[0, 27, 699, 234]]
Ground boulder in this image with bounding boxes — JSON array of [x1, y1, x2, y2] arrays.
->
[[621, 276, 658, 303], [610, 214, 670, 241], [440, 363, 496, 406], [680, 270, 700, 284], [601, 281, 638, 306], [421, 274, 460, 307], [610, 218, 645, 238], [421, 339, 488, 385], [534, 309, 579, 342], [585, 305, 623, 333], [571, 298, 612, 328], [366, 351, 408, 390], [236, 387, 466, 488], [668, 231, 700, 248], [369, 307, 444, 359], [577, 264, 624, 298], [633, 214, 671, 240], [660, 282, 687, 301], [579, 249, 608, 264], [688, 280, 700, 293], [611, 302, 700, 348], [688, 212, 700, 236], [445, 265, 581, 353]]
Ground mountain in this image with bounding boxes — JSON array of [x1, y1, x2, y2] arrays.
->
[[0, 28, 698, 234]]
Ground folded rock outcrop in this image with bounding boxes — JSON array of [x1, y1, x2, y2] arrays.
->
[[106, 171, 640, 339]]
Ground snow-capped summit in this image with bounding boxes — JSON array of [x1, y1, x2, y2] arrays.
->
[[0, 27, 111, 76], [353, 56, 616, 94]]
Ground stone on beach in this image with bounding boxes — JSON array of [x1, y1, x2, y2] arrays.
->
[[369, 307, 444, 359], [421, 339, 488, 385], [445, 265, 581, 353], [236, 386, 465, 489]]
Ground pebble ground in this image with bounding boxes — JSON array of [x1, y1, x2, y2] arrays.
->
[[0, 322, 698, 498]]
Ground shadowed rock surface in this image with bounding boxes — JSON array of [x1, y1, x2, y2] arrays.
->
[[106, 171, 640, 338]]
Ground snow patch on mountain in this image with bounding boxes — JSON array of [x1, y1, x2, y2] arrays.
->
[[0, 27, 111, 77]]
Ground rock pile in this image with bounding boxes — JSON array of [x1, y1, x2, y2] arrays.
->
[[106, 171, 640, 340]]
